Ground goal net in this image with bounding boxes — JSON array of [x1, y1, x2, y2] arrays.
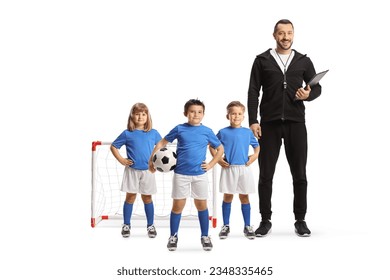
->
[[91, 141, 218, 228]]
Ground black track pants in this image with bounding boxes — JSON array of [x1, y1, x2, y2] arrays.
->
[[258, 120, 308, 221]]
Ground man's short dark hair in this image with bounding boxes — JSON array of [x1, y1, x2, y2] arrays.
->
[[273, 19, 294, 34]]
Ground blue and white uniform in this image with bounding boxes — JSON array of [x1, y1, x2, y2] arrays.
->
[[112, 129, 162, 170], [164, 123, 221, 199], [216, 126, 259, 194], [112, 129, 162, 194]]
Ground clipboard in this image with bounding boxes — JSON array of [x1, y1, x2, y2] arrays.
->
[[307, 70, 329, 87]]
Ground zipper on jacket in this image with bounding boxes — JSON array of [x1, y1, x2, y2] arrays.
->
[[281, 71, 287, 121], [280, 53, 304, 121], [265, 49, 306, 122]]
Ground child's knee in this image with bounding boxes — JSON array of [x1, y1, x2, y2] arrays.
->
[[125, 193, 137, 204], [239, 194, 250, 204], [194, 199, 208, 211], [223, 193, 234, 203], [171, 199, 186, 213], [141, 194, 152, 204]]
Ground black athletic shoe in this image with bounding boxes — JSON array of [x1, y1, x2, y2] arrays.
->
[[294, 220, 311, 237], [255, 220, 272, 237], [147, 224, 157, 238], [121, 224, 131, 238], [219, 225, 230, 239], [243, 226, 256, 240], [201, 236, 213, 251], [167, 235, 178, 251]]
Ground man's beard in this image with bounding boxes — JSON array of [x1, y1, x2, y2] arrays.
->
[[277, 40, 293, 50]]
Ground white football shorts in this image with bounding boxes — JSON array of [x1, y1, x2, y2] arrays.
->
[[219, 165, 256, 194], [121, 167, 157, 194], [172, 173, 209, 200]]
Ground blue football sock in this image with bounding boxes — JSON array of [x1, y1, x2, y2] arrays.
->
[[170, 212, 181, 236], [222, 201, 232, 225], [198, 209, 209, 237], [123, 202, 133, 225], [144, 202, 154, 227], [241, 203, 251, 226]]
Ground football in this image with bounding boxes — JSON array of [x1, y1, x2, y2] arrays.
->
[[152, 147, 177, 172]]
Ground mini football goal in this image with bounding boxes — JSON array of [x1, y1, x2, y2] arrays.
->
[[91, 141, 218, 228]]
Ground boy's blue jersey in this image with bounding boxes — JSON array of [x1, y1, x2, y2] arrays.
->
[[216, 126, 259, 165], [112, 129, 162, 170], [165, 123, 221, 176]]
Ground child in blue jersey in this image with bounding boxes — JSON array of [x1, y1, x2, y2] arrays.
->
[[210, 101, 260, 240], [149, 99, 224, 251], [111, 103, 162, 238]]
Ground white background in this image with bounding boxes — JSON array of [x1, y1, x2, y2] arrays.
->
[[1, 1, 389, 279]]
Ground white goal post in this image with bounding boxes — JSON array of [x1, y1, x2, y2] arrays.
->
[[91, 141, 218, 228]]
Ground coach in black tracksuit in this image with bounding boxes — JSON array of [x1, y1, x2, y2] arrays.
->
[[247, 19, 321, 237]]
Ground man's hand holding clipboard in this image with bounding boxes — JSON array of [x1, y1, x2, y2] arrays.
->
[[295, 69, 329, 100]]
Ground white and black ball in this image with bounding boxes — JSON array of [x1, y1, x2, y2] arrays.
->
[[152, 148, 177, 172]]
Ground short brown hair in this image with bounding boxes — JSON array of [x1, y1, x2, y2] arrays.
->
[[184, 98, 205, 115], [226, 101, 245, 119], [273, 19, 294, 34]]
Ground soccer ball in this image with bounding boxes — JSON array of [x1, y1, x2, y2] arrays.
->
[[152, 148, 177, 172]]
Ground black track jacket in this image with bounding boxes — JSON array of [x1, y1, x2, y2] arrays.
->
[[248, 48, 321, 125]]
